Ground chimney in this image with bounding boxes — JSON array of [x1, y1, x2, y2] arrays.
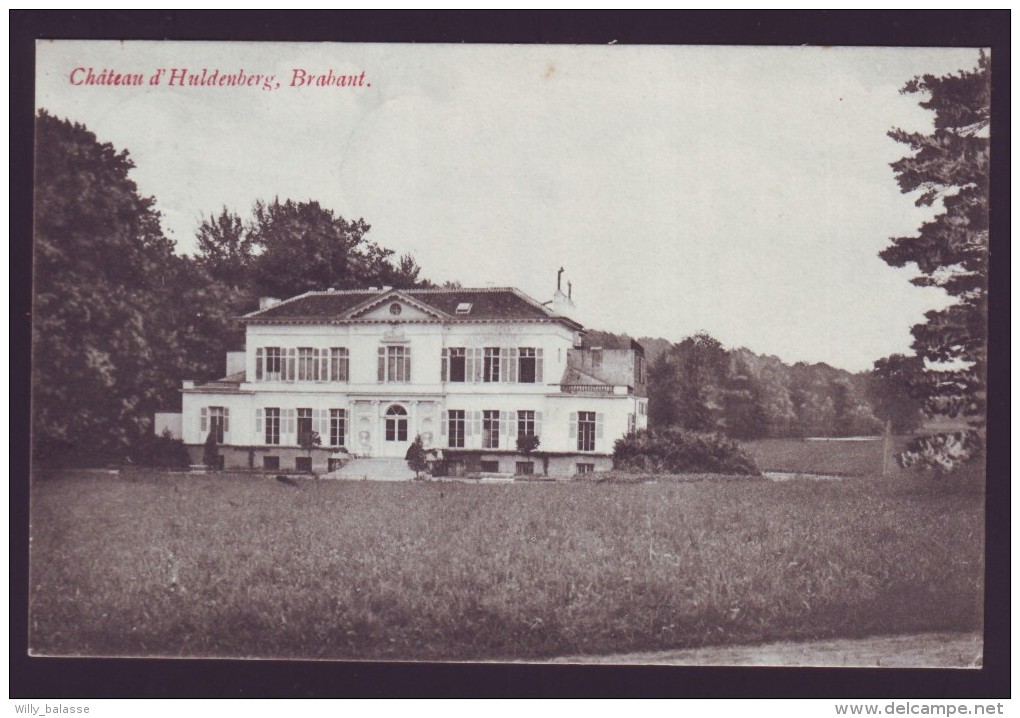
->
[[551, 270, 576, 318], [259, 297, 281, 310]]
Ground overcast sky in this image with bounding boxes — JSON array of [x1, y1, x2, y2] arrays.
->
[[35, 42, 984, 372]]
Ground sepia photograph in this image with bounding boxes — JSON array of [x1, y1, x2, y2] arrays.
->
[[25, 34, 995, 680]]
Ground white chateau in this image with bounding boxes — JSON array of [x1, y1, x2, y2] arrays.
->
[[171, 281, 648, 477]]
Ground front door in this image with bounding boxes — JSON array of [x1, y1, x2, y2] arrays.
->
[[382, 404, 410, 458]]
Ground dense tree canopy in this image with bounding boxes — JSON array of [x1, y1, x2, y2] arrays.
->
[[33, 111, 179, 463], [881, 53, 990, 471], [196, 199, 429, 300], [641, 331, 880, 440]]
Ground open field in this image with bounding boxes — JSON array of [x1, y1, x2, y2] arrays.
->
[[29, 469, 984, 662], [740, 438, 907, 476]]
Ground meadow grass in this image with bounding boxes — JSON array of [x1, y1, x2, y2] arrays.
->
[[740, 438, 910, 476], [29, 469, 983, 661]]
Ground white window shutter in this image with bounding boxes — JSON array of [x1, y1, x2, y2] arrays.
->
[[200, 407, 207, 434], [286, 409, 295, 439], [536, 349, 544, 382], [509, 348, 518, 383], [473, 411, 481, 439], [223, 407, 230, 435], [569, 412, 577, 439], [255, 408, 263, 435], [596, 413, 605, 440], [535, 411, 543, 438], [499, 349, 509, 383], [378, 347, 386, 382], [287, 348, 296, 382]]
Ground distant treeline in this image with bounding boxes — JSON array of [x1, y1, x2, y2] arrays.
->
[[587, 331, 917, 439]]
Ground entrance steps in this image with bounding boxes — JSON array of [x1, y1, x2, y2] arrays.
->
[[325, 457, 416, 482]]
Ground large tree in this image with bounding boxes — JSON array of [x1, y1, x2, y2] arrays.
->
[[866, 354, 927, 435], [196, 198, 430, 300], [882, 53, 990, 471], [33, 111, 178, 464]]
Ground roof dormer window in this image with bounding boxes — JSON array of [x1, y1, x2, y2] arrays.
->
[[455, 302, 473, 315]]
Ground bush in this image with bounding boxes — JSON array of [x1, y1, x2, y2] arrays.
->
[[899, 428, 984, 475], [613, 428, 760, 475], [405, 435, 428, 477], [202, 430, 219, 469], [130, 430, 191, 469]]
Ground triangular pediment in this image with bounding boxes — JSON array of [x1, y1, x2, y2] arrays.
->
[[343, 290, 450, 321]]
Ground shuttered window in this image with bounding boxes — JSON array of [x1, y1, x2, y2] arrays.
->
[[297, 348, 319, 381], [482, 410, 500, 449], [329, 409, 346, 447], [330, 348, 349, 382], [446, 409, 465, 448], [379, 346, 411, 382], [264, 408, 280, 445], [577, 411, 596, 452]]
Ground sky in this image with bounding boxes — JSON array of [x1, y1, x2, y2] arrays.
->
[[34, 41, 985, 372]]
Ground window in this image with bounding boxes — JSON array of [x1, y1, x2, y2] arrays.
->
[[518, 347, 543, 383], [204, 406, 227, 444], [576, 463, 596, 474], [480, 460, 500, 473], [517, 410, 535, 438], [385, 405, 408, 442], [330, 409, 346, 447], [445, 348, 466, 382], [389, 302, 402, 316], [455, 302, 473, 315], [295, 456, 312, 472], [378, 345, 411, 383], [483, 410, 500, 449], [265, 347, 283, 379], [330, 348, 349, 382], [298, 348, 318, 381], [638, 401, 647, 416], [263, 456, 280, 470], [483, 347, 500, 382], [577, 411, 596, 452], [297, 408, 313, 445], [636, 355, 646, 384], [447, 409, 465, 448], [515, 461, 534, 476], [628, 413, 636, 433], [265, 408, 280, 445]]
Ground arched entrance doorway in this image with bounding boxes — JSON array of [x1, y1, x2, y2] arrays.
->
[[383, 404, 410, 457]]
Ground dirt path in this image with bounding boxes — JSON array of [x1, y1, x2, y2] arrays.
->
[[550, 632, 983, 668]]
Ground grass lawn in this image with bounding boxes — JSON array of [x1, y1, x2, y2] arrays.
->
[[740, 438, 909, 476], [29, 469, 984, 662]]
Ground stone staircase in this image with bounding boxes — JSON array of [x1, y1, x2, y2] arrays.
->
[[324, 457, 417, 482]]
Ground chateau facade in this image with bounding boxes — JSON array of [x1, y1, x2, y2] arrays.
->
[[177, 285, 647, 477]]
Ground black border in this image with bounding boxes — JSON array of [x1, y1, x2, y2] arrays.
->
[[10, 10, 1010, 699]]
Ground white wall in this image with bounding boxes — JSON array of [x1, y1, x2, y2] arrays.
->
[[183, 319, 640, 457]]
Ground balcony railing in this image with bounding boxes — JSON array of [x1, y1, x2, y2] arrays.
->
[[559, 383, 616, 394]]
